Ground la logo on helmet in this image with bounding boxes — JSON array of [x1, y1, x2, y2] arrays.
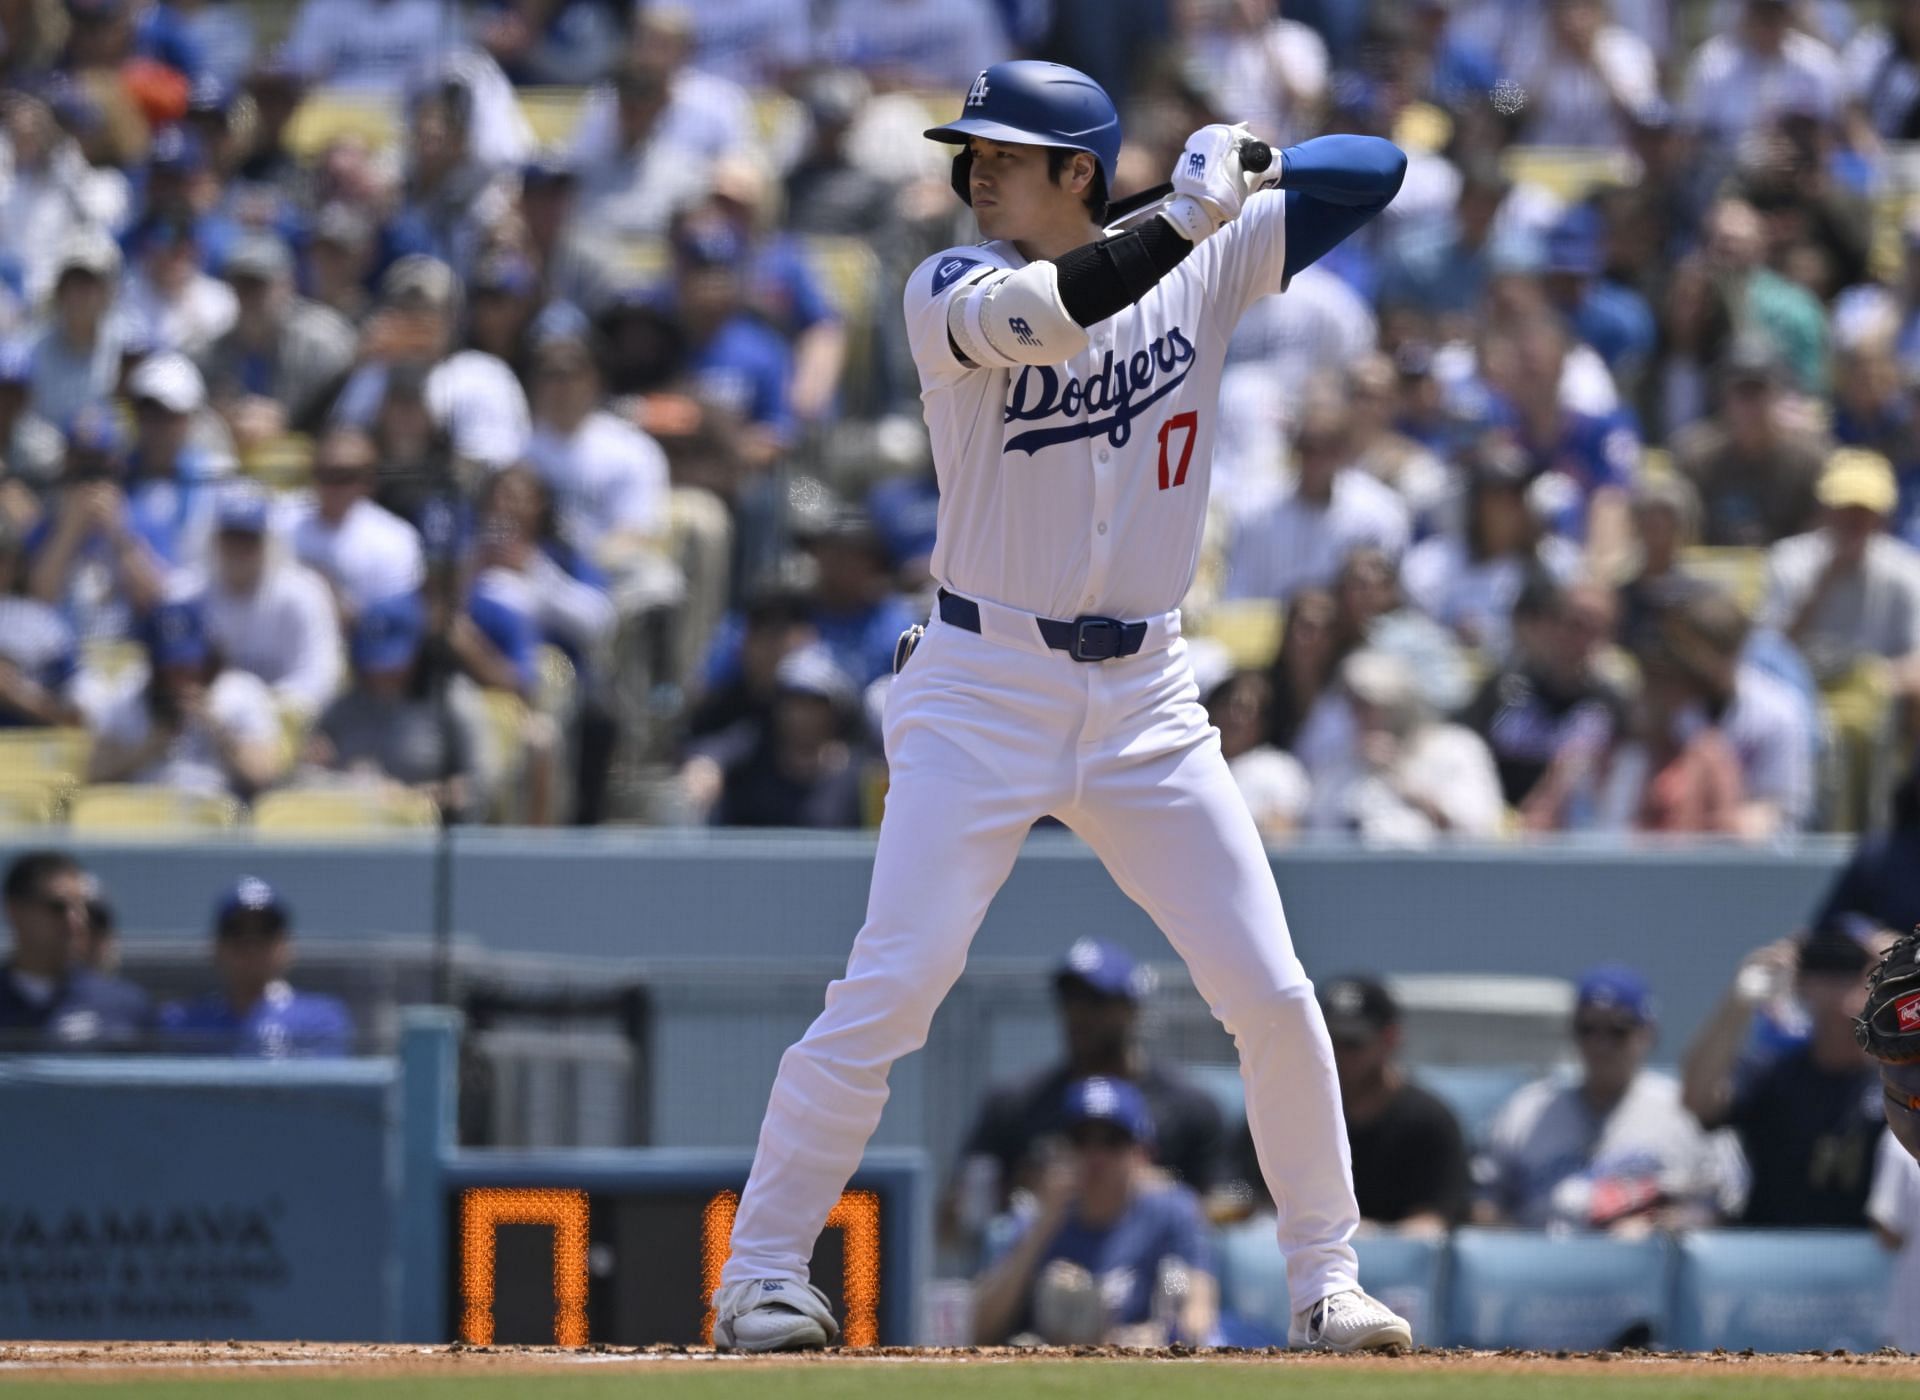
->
[[966, 72, 990, 107]]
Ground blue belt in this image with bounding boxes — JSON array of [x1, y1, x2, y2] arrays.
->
[[937, 588, 1148, 663]]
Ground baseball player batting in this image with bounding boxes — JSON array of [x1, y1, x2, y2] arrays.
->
[[712, 61, 1410, 1353]]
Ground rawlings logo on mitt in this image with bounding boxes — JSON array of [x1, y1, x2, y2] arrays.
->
[[1858, 928, 1920, 1064]]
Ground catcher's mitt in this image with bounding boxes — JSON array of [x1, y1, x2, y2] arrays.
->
[[1856, 928, 1920, 1160]]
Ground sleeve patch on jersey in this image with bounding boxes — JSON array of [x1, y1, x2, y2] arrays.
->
[[932, 256, 982, 293]]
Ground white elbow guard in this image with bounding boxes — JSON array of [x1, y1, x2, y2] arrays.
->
[[947, 261, 1089, 368]]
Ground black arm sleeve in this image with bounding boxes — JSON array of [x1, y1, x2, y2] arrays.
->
[[1052, 216, 1196, 328]]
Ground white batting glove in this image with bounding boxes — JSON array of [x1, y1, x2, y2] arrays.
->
[[1161, 122, 1262, 242]]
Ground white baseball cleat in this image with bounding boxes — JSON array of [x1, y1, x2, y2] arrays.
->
[[712, 1278, 841, 1353], [1289, 1288, 1413, 1353]]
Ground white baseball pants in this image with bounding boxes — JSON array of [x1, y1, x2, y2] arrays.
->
[[720, 613, 1360, 1317]]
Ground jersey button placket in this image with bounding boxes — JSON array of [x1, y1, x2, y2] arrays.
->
[[1085, 345, 1117, 614]]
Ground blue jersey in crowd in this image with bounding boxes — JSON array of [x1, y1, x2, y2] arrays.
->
[[0, 966, 151, 1046], [159, 981, 353, 1058], [996, 1183, 1214, 1335]]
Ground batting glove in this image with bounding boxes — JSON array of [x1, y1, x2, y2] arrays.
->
[[1162, 122, 1277, 242]]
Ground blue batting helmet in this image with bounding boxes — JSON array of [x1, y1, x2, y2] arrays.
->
[[925, 61, 1121, 207]]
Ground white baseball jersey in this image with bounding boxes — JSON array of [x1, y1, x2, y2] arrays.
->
[[904, 190, 1289, 622]]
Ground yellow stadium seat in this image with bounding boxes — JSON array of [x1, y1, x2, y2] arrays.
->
[[252, 787, 440, 838], [1682, 546, 1769, 615], [0, 728, 91, 786], [1499, 147, 1636, 203], [68, 785, 239, 835], [1189, 598, 1285, 671], [612, 237, 667, 284], [0, 779, 61, 830], [516, 87, 591, 147], [82, 638, 145, 687], [479, 689, 531, 821], [285, 90, 400, 157], [752, 91, 804, 146], [535, 645, 577, 718], [243, 433, 314, 492]]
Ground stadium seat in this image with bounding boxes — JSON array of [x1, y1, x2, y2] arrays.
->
[[0, 780, 60, 830], [67, 785, 239, 835], [0, 727, 91, 786], [1188, 598, 1283, 671], [242, 432, 314, 492], [1445, 1227, 1672, 1350], [1670, 1230, 1893, 1353], [1681, 547, 1768, 615], [515, 87, 590, 147], [285, 90, 400, 157], [81, 638, 145, 688], [1216, 1217, 1446, 1345], [252, 787, 441, 838], [1499, 147, 1637, 202], [479, 689, 533, 821]]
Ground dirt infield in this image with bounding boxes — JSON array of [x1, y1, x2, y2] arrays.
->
[[3, 1341, 1917, 1381]]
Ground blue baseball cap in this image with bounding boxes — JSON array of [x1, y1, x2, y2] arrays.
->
[[672, 216, 747, 270], [1055, 937, 1153, 1002], [1576, 964, 1657, 1024], [145, 596, 211, 668], [352, 591, 427, 672], [1544, 207, 1604, 278], [65, 402, 128, 460], [148, 125, 208, 174], [216, 481, 272, 535], [1062, 1076, 1154, 1144], [216, 875, 290, 933]]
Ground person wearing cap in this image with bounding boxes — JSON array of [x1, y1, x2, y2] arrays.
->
[[87, 594, 284, 796], [202, 229, 356, 440], [330, 254, 532, 472], [1478, 965, 1725, 1231], [122, 351, 231, 572], [26, 231, 126, 430], [1310, 647, 1503, 840], [1245, 976, 1467, 1233], [971, 1076, 1218, 1346], [661, 210, 796, 473], [159, 877, 352, 1057], [1402, 440, 1582, 664], [1539, 204, 1656, 378], [289, 426, 426, 622], [202, 481, 343, 722], [1682, 0, 1844, 153], [118, 207, 236, 358], [1684, 926, 1896, 1226], [0, 850, 149, 1048], [948, 939, 1227, 1251], [1616, 470, 1707, 655], [784, 71, 895, 238], [1672, 335, 1828, 548], [525, 316, 671, 567], [0, 511, 82, 727], [25, 407, 169, 642], [708, 643, 867, 828], [1759, 447, 1920, 687], [510, 154, 623, 319], [306, 590, 492, 823]]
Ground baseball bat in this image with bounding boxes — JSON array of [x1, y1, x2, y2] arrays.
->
[[1105, 138, 1275, 228]]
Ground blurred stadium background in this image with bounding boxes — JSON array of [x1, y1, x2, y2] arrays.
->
[[0, 0, 1918, 1361]]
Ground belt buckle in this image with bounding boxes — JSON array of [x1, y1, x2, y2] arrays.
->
[[1069, 616, 1122, 662]]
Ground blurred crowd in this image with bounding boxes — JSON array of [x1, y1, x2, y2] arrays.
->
[[1, 847, 352, 1055], [5, 0, 1920, 833], [939, 919, 1920, 1349]]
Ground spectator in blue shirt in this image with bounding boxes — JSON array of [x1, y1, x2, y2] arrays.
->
[[0, 850, 150, 1048], [667, 214, 795, 469], [1542, 207, 1657, 386], [25, 406, 168, 642], [160, 877, 353, 1058], [123, 352, 226, 574], [972, 1076, 1219, 1347]]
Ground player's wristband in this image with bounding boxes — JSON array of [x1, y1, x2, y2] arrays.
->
[[1158, 194, 1223, 244]]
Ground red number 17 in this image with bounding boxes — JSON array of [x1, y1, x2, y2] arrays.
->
[[1157, 411, 1198, 491]]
